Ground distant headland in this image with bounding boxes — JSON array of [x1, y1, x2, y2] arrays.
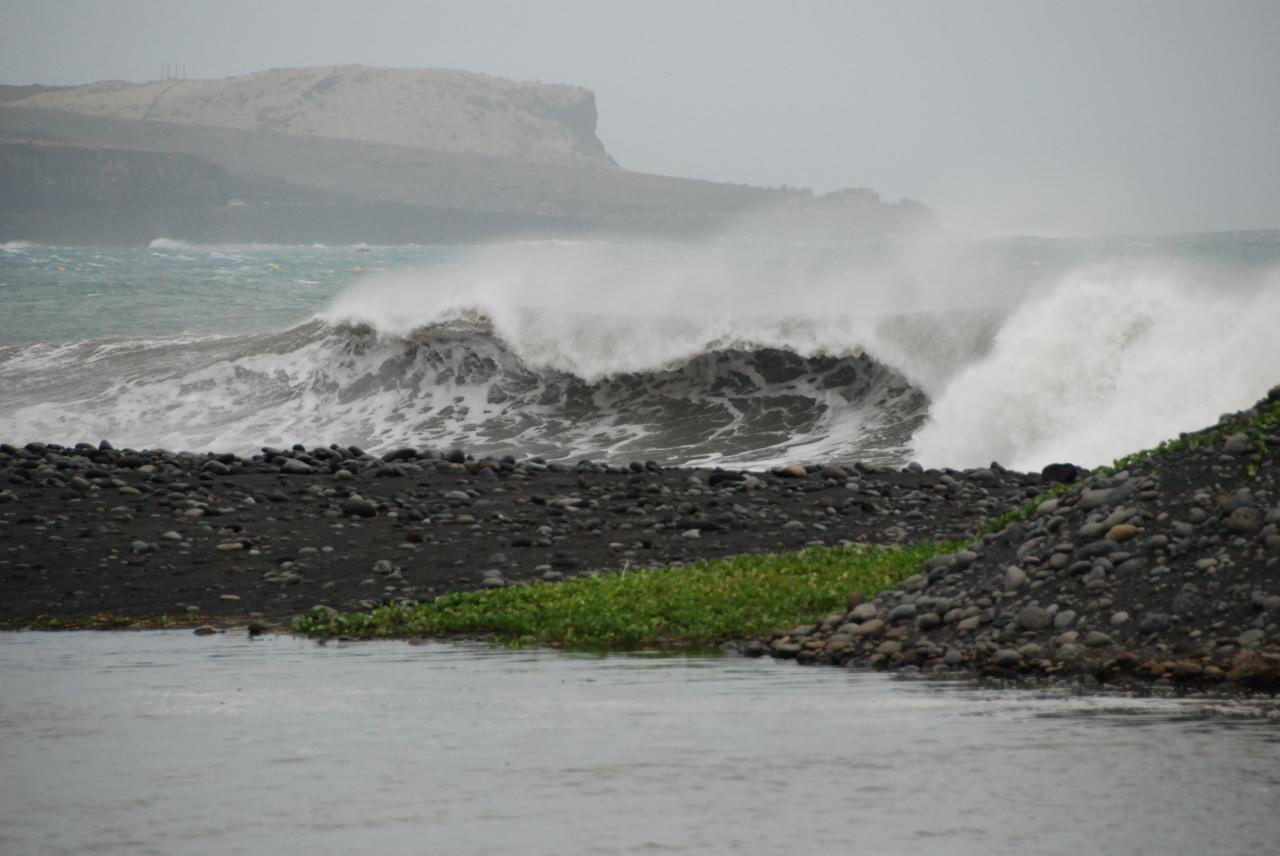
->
[[0, 65, 935, 244]]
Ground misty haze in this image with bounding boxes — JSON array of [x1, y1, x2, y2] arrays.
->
[[2, 3, 1279, 855]]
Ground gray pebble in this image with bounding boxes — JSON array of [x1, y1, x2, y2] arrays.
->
[[1015, 606, 1050, 631]]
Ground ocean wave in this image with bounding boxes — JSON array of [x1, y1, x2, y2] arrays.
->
[[147, 238, 416, 253], [0, 317, 929, 466], [4, 236, 1278, 471]]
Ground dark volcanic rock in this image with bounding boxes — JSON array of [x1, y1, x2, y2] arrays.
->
[[771, 387, 1280, 695], [1041, 463, 1085, 484], [0, 442, 1034, 629], [340, 496, 379, 518], [7, 385, 1280, 697]]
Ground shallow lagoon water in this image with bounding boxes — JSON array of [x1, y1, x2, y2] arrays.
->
[[1, 632, 1278, 855]]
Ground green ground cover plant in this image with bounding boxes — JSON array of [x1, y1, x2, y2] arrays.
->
[[1104, 395, 1280, 478], [978, 395, 1280, 536], [293, 542, 956, 649]]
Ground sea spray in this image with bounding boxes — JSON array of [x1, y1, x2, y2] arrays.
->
[[912, 265, 1280, 470], [318, 237, 1006, 391]]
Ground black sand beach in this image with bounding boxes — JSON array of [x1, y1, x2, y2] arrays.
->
[[0, 443, 1035, 627], [4, 386, 1279, 693]]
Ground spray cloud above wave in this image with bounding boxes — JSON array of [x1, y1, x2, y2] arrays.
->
[[318, 237, 1280, 471], [913, 266, 1280, 470], [318, 237, 1011, 393]]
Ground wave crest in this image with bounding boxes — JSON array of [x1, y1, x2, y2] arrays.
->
[[0, 317, 928, 466]]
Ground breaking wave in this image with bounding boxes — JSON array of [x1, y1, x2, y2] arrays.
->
[[0, 313, 956, 467], [913, 266, 1280, 470], [1, 237, 1277, 471]]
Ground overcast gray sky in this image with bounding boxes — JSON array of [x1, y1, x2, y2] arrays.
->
[[2, 0, 1278, 235]]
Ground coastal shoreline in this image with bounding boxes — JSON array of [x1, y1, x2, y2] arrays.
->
[[3, 386, 1278, 694], [0, 441, 1034, 628], [742, 388, 1280, 695]]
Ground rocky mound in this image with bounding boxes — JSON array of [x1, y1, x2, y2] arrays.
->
[[8, 65, 615, 166], [763, 386, 1280, 693]]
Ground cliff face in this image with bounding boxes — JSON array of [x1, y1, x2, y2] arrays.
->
[[9, 66, 616, 166]]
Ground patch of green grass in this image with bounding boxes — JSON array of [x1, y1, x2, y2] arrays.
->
[[293, 543, 956, 649]]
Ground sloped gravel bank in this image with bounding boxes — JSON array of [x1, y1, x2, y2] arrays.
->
[[760, 387, 1280, 693]]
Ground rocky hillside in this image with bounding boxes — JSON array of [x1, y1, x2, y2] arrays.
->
[[8, 66, 614, 166], [765, 387, 1280, 693]]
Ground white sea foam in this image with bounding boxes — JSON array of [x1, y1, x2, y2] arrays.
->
[[913, 265, 1280, 470], [148, 238, 196, 250], [148, 238, 335, 253]]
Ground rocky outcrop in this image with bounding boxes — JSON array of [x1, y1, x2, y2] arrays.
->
[[9, 66, 616, 166], [763, 386, 1280, 694]]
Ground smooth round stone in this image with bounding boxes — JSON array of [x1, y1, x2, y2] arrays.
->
[[888, 603, 917, 622], [1005, 565, 1027, 591], [1052, 610, 1078, 630], [849, 603, 878, 622], [915, 612, 942, 631], [1227, 507, 1261, 533], [1015, 606, 1050, 631], [340, 497, 377, 518], [992, 648, 1021, 667]]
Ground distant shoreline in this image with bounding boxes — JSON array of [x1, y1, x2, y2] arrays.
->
[[0, 103, 935, 245]]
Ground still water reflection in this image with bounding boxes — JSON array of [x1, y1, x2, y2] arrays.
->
[[1, 631, 1277, 855]]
